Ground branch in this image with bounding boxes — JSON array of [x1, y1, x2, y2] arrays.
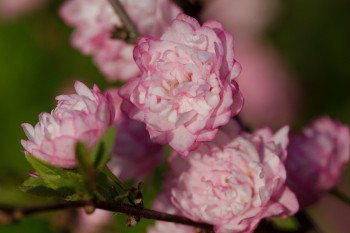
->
[[0, 201, 213, 230], [106, 0, 140, 44], [0, 201, 323, 233]]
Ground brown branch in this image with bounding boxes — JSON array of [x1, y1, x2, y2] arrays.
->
[[106, 0, 140, 44], [0, 201, 212, 230], [0, 201, 323, 233]]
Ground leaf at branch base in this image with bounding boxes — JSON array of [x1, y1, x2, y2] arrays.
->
[[25, 155, 83, 191], [20, 177, 80, 200]]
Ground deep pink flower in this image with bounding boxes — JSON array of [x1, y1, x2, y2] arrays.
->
[[119, 14, 243, 155], [106, 89, 163, 180], [286, 117, 350, 207], [169, 120, 298, 233], [21, 81, 115, 168], [60, 0, 181, 81]]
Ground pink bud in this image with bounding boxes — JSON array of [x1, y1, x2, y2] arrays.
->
[[286, 117, 350, 207]]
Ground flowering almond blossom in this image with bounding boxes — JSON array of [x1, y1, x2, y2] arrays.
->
[[106, 89, 163, 180], [60, 0, 181, 81], [169, 120, 298, 233], [21, 81, 115, 168], [119, 14, 243, 155], [286, 117, 350, 207]]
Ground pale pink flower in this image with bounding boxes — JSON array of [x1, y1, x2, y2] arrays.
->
[[21, 81, 115, 168], [148, 192, 195, 233], [74, 209, 112, 233], [119, 14, 243, 155], [0, 0, 45, 20], [286, 117, 350, 207], [169, 120, 298, 233], [60, 0, 181, 81], [106, 89, 163, 180]]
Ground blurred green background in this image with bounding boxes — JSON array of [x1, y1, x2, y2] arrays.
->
[[0, 0, 349, 232]]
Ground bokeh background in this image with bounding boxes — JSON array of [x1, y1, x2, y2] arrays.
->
[[0, 0, 349, 232]]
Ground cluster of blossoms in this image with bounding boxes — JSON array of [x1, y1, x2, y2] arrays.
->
[[19, 1, 350, 233]]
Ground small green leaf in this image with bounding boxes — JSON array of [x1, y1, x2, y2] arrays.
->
[[92, 127, 116, 169], [25, 155, 83, 190], [75, 142, 92, 168], [270, 216, 299, 231], [20, 177, 76, 199]]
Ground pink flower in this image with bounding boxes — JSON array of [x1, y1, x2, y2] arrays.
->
[[119, 14, 243, 155], [60, 0, 181, 81], [286, 117, 350, 207], [21, 81, 115, 168], [148, 192, 195, 233], [202, 0, 301, 129], [0, 0, 45, 20], [106, 89, 163, 180], [74, 209, 112, 233], [169, 120, 298, 233]]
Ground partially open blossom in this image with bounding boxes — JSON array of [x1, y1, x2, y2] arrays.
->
[[120, 14, 243, 155], [169, 120, 298, 233], [60, 0, 181, 81], [21, 81, 115, 168], [148, 192, 195, 233], [106, 89, 163, 180], [286, 117, 350, 207]]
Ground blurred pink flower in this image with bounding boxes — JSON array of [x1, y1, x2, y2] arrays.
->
[[202, 0, 301, 129], [202, 0, 279, 42], [21, 81, 115, 168], [74, 209, 112, 233], [148, 192, 195, 233], [236, 44, 300, 129], [286, 117, 350, 207], [169, 120, 298, 233], [106, 89, 163, 180], [0, 0, 45, 20], [119, 14, 243, 155], [60, 0, 181, 81]]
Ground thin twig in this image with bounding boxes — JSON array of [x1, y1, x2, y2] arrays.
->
[[106, 0, 140, 43]]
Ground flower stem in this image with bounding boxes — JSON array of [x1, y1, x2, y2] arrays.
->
[[106, 0, 140, 43], [330, 188, 350, 206]]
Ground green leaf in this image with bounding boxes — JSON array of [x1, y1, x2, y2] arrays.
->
[[92, 127, 116, 169], [75, 142, 92, 169], [270, 217, 299, 231], [20, 177, 77, 200], [25, 155, 83, 190]]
